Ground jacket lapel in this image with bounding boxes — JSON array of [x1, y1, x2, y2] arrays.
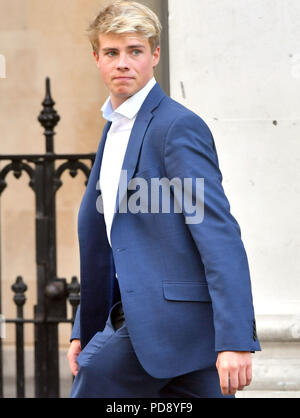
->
[[94, 121, 112, 193], [113, 83, 166, 221]]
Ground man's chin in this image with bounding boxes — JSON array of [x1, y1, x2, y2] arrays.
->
[[115, 90, 135, 99]]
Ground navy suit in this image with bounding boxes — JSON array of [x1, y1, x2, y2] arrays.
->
[[70, 83, 260, 397]]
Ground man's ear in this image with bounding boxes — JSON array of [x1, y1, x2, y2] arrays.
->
[[152, 46, 160, 68], [93, 50, 100, 68]]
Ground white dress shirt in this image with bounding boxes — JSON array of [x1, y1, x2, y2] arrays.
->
[[100, 77, 156, 247]]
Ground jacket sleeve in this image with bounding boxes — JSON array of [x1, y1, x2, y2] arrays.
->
[[70, 304, 81, 342], [164, 112, 261, 352]]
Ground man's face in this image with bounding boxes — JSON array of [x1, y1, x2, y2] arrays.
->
[[94, 32, 160, 109]]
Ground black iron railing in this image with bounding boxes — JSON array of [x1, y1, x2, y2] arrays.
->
[[0, 78, 94, 398]]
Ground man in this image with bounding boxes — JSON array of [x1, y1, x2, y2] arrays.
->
[[68, 0, 261, 398]]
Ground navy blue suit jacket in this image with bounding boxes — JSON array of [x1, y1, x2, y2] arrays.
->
[[71, 83, 261, 379]]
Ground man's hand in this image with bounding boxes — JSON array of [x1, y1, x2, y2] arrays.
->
[[216, 351, 252, 396], [67, 339, 82, 376]]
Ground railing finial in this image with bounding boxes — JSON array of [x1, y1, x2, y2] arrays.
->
[[38, 77, 61, 153]]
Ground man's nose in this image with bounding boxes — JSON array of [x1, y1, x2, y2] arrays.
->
[[117, 53, 129, 70]]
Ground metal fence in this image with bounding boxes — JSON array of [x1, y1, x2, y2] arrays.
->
[[0, 78, 93, 398]]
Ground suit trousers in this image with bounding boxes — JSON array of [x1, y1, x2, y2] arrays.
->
[[70, 302, 234, 399]]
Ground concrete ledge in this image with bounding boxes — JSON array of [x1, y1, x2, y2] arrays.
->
[[257, 315, 300, 342]]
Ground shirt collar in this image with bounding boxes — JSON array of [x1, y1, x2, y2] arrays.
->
[[101, 77, 156, 122]]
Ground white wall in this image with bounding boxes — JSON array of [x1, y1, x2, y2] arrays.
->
[[168, 0, 300, 315]]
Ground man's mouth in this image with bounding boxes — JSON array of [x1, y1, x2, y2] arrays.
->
[[113, 76, 134, 80]]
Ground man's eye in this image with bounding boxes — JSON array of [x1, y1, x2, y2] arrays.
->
[[132, 50, 142, 56], [106, 51, 117, 57]]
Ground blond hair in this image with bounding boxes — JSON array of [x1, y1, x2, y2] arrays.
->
[[87, 0, 162, 55]]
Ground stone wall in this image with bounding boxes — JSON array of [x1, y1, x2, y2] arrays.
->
[[168, 0, 300, 317], [0, 0, 165, 348], [168, 0, 300, 397]]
